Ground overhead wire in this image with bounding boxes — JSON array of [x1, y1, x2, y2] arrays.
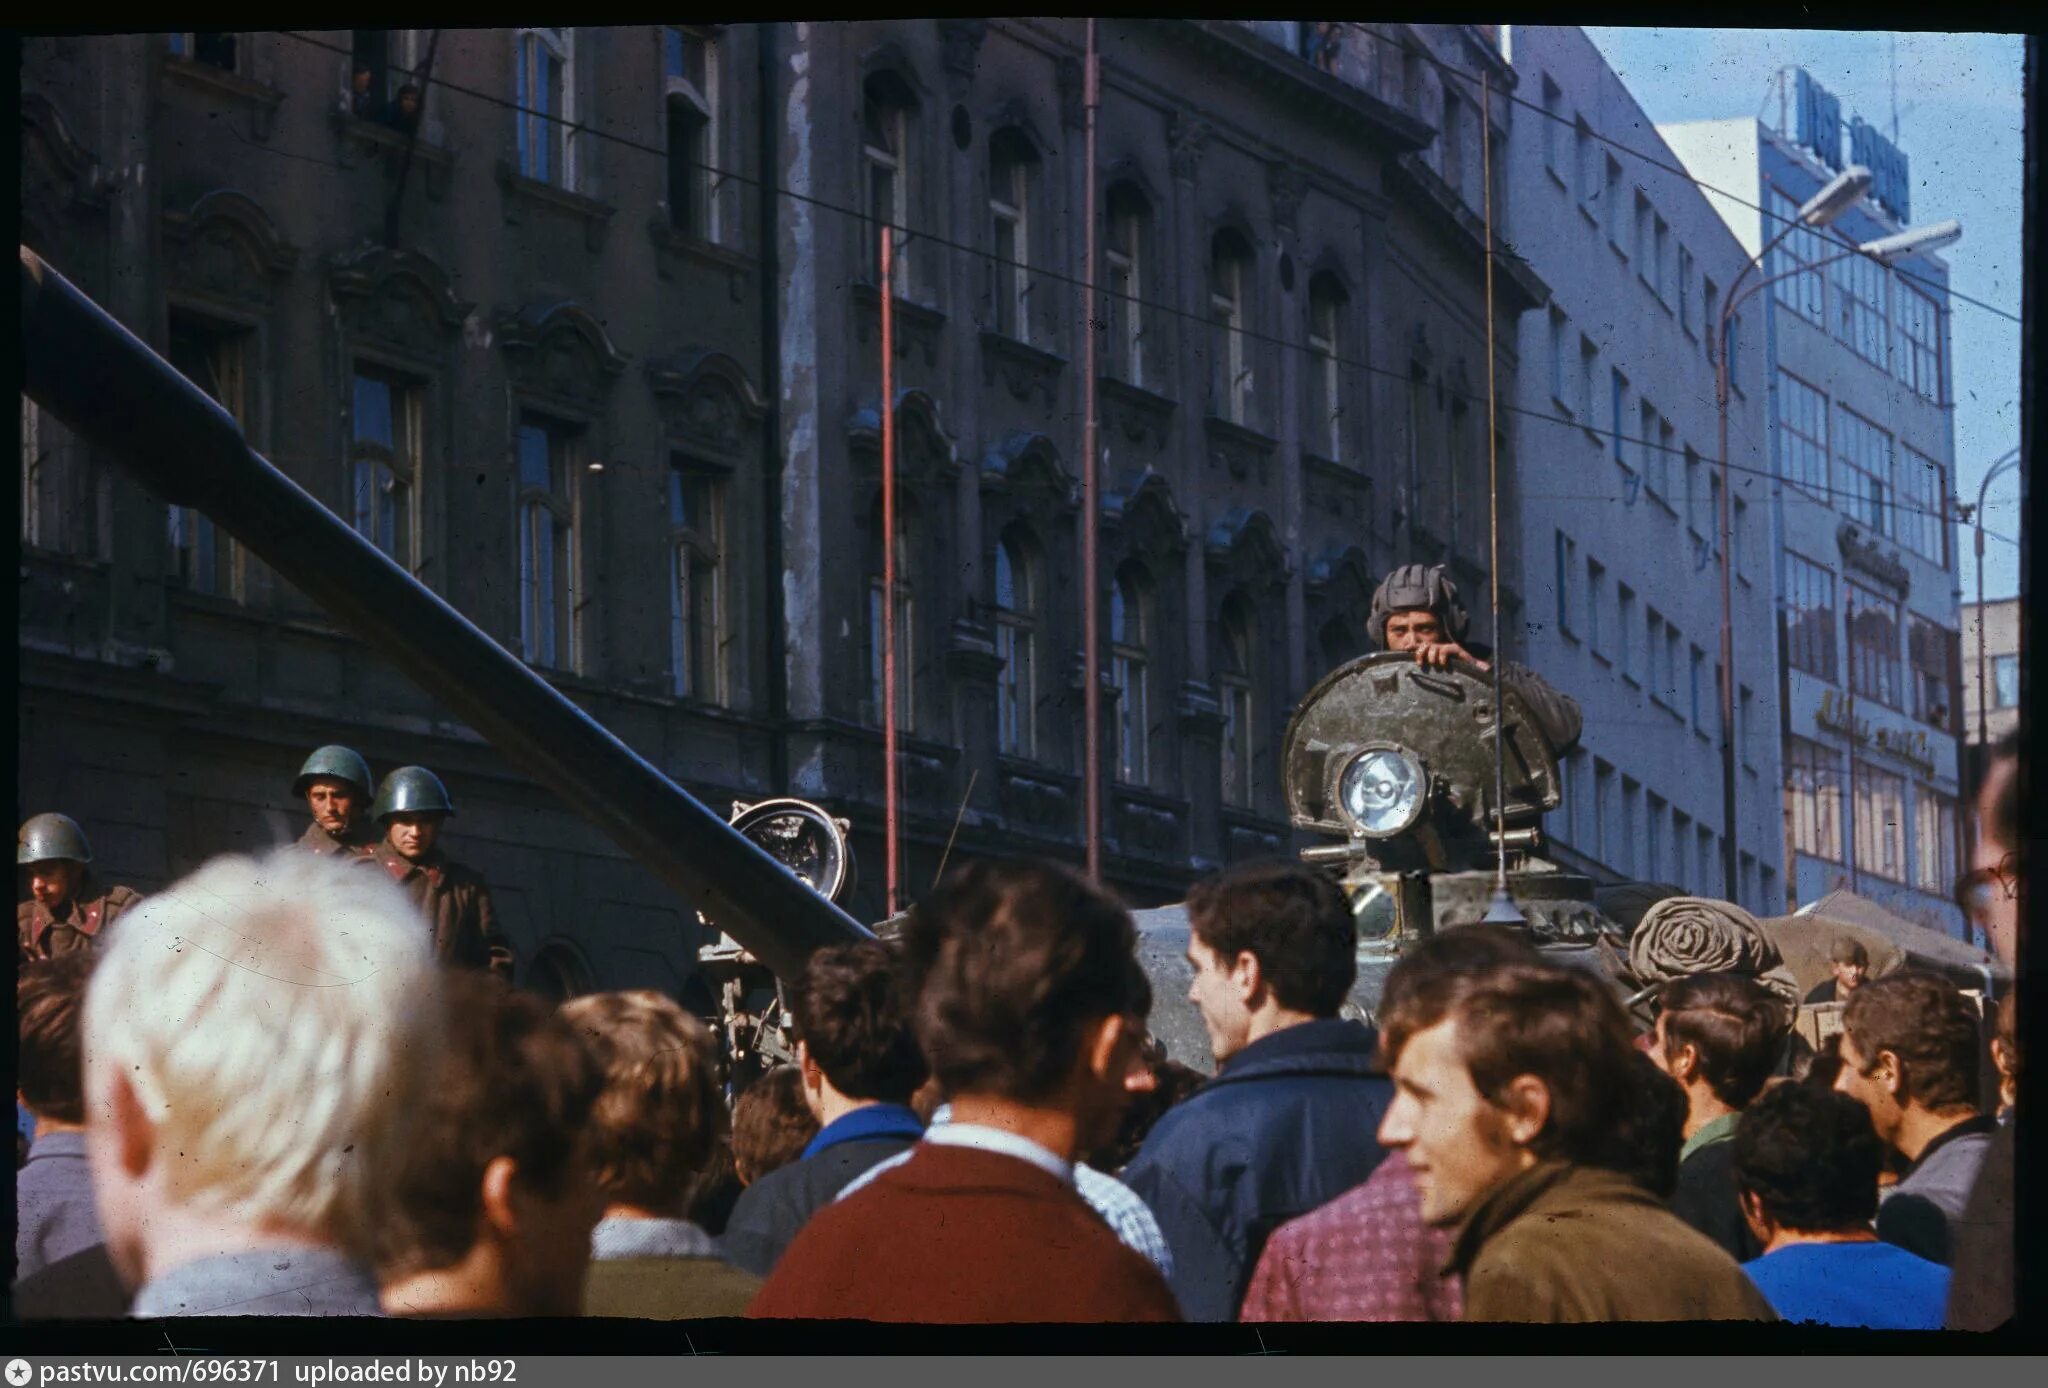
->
[[270, 27, 1997, 534]]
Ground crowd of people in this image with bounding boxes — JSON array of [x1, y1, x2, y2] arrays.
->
[[12, 730, 2023, 1327]]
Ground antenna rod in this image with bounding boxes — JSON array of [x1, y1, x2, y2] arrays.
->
[[1482, 72, 1509, 896]]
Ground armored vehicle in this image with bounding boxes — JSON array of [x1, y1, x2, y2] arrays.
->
[[20, 247, 1625, 1078]]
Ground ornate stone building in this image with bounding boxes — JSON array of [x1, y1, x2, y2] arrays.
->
[[19, 22, 1536, 995]]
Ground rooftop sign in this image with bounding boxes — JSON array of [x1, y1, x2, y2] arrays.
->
[[1792, 69, 1911, 223]]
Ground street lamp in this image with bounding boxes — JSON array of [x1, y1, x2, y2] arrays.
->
[[1709, 157, 1962, 906], [1965, 445, 2022, 759]]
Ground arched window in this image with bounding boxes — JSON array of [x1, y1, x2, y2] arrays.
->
[[1306, 273, 1347, 461], [868, 506, 916, 732], [1217, 592, 1256, 807], [989, 128, 1039, 344], [1209, 230, 1254, 425], [994, 527, 1040, 757], [1104, 185, 1150, 387], [1111, 562, 1153, 786], [863, 72, 917, 295]]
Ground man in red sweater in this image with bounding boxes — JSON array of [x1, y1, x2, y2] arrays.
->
[[748, 860, 1181, 1322]]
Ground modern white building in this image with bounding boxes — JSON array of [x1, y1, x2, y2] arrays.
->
[[1661, 69, 1968, 937], [1501, 26, 1784, 914]]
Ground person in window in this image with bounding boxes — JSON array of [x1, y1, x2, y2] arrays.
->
[[350, 64, 381, 119], [1364, 563, 1582, 754], [384, 84, 422, 135]]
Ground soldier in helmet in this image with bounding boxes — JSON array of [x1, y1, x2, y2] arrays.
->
[[1365, 563, 1583, 754], [369, 766, 516, 979], [17, 814, 143, 962], [293, 744, 380, 860]]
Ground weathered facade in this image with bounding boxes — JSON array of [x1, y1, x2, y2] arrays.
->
[[19, 22, 1535, 995]]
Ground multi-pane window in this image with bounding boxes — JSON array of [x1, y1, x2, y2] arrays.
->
[[1834, 405, 1895, 537], [1666, 626, 1683, 713], [1678, 245, 1695, 333], [1646, 610, 1667, 701], [1639, 399, 1662, 495], [664, 27, 723, 242], [1658, 420, 1677, 508], [1306, 275, 1345, 459], [1853, 760, 1907, 882], [1554, 531, 1577, 635], [1689, 644, 1706, 732], [1218, 594, 1256, 808], [993, 529, 1039, 758], [989, 129, 1037, 344], [1610, 369, 1628, 466], [1895, 443, 1947, 563], [1104, 186, 1148, 388], [1577, 335, 1597, 423], [1653, 216, 1670, 304], [1913, 787, 1958, 896], [1892, 281, 1942, 402], [1617, 585, 1637, 683], [1575, 119, 1598, 211], [1992, 653, 2019, 708], [1767, 189, 1828, 326], [1547, 308, 1568, 409], [1846, 578, 1901, 710], [1111, 563, 1151, 786], [862, 75, 914, 293], [1776, 370, 1830, 498], [1784, 552, 1838, 682], [1536, 76, 1563, 175], [1907, 615, 1956, 730], [868, 526, 915, 732], [350, 368, 420, 568], [1702, 277, 1719, 363], [1603, 156, 1624, 246], [1683, 448, 1702, 534], [166, 320, 248, 598], [669, 463, 728, 704], [1832, 248, 1890, 367], [515, 419, 578, 671], [515, 28, 575, 188], [1209, 231, 1254, 426], [1586, 558, 1607, 658]]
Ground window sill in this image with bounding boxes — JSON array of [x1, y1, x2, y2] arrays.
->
[[161, 54, 284, 140], [979, 329, 1068, 408], [1622, 672, 1641, 689], [1591, 649, 1612, 669], [1552, 395, 1574, 419], [851, 282, 946, 367], [1202, 415, 1279, 483], [647, 217, 755, 292], [1546, 165, 1569, 192], [495, 160, 617, 251], [1559, 627, 1581, 647], [1098, 375, 1178, 452], [1578, 201, 1598, 227], [1647, 490, 1677, 520], [332, 111, 455, 199]]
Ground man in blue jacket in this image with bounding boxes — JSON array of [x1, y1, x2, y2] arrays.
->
[[1122, 860, 1392, 1320]]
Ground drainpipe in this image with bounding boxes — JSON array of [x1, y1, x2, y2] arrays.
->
[[758, 22, 788, 790]]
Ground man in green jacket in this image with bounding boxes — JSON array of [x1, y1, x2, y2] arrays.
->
[[1376, 960, 1776, 1322]]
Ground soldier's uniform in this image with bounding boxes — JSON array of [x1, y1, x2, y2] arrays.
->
[[370, 766, 516, 980], [1367, 563, 1583, 755], [16, 813, 143, 962], [291, 745, 380, 860]]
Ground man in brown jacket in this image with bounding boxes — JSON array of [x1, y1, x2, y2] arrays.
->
[[291, 745, 380, 860], [1376, 960, 1776, 1322], [17, 814, 142, 962], [369, 766, 516, 979]]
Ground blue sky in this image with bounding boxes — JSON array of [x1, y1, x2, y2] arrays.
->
[[1585, 27, 2024, 600]]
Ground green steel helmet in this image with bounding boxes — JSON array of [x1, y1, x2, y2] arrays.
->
[[18, 812, 92, 867], [293, 744, 375, 800], [1366, 563, 1470, 647], [373, 765, 456, 822]]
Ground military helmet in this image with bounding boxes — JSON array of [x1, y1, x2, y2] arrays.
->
[[1366, 563, 1470, 647], [372, 765, 456, 822], [293, 744, 375, 800], [18, 812, 92, 867]]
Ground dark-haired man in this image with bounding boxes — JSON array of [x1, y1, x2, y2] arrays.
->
[[1653, 973, 1784, 1260], [373, 974, 606, 1318], [750, 860, 1177, 1322], [1376, 961, 1774, 1321], [1734, 1083, 1949, 1328], [1834, 970, 1997, 1266], [1121, 860, 1392, 1321], [721, 941, 927, 1276]]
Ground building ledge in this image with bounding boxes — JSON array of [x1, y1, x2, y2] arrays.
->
[[1386, 154, 1549, 313], [647, 216, 756, 291], [1155, 21, 1434, 156], [332, 111, 456, 200], [979, 330, 1067, 408], [495, 160, 617, 252], [1098, 375, 1177, 452], [161, 55, 284, 140]]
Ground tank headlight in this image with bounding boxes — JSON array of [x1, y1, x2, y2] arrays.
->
[[1338, 746, 1427, 838]]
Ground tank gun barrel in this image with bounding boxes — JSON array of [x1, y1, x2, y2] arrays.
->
[[19, 246, 872, 980]]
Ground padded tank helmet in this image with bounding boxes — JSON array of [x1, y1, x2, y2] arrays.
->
[[292, 744, 375, 801], [372, 765, 456, 822], [18, 812, 93, 867], [1366, 563, 1470, 647]]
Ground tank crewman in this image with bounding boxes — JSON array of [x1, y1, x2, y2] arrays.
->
[[17, 814, 143, 962], [1366, 563, 1583, 754], [369, 766, 516, 980], [293, 744, 380, 860]]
